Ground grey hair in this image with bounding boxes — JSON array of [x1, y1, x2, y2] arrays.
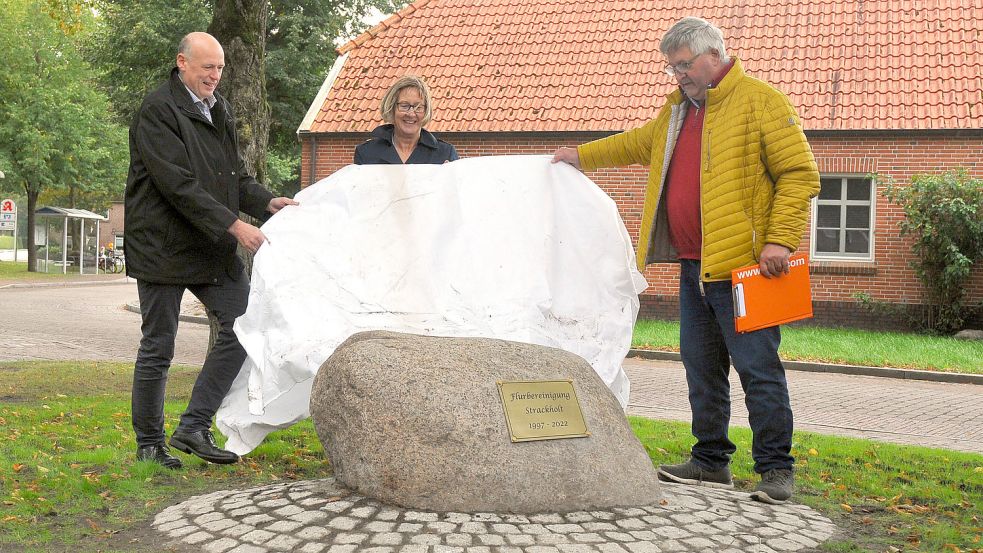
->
[[380, 75, 433, 127], [178, 34, 193, 57], [660, 17, 729, 62]]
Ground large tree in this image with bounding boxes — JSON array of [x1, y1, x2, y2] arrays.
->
[[208, 0, 271, 182], [0, 0, 127, 271], [85, 0, 406, 194]]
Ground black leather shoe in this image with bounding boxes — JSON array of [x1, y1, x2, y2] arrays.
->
[[136, 443, 183, 469], [169, 429, 239, 464]]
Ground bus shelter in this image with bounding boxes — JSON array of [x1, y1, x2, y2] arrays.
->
[[34, 206, 106, 274]]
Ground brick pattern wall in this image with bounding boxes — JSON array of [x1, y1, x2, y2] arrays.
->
[[97, 202, 125, 246], [300, 132, 983, 330]]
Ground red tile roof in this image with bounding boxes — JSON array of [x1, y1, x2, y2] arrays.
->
[[302, 0, 983, 133]]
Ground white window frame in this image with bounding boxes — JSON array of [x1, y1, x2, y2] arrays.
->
[[810, 174, 876, 262]]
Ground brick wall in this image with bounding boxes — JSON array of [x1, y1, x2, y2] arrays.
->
[[299, 131, 983, 330], [97, 201, 125, 247]]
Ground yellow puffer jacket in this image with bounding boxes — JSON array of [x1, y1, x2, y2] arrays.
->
[[578, 58, 820, 281]]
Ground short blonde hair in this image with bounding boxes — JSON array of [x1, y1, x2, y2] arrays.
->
[[380, 76, 433, 127]]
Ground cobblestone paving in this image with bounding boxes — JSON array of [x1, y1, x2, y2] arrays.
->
[[153, 478, 837, 552]]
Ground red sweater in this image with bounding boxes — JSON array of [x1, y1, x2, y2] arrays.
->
[[664, 105, 705, 259], [665, 61, 735, 260]]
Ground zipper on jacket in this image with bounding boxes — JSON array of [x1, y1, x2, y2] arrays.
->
[[704, 130, 712, 172], [698, 120, 708, 292]]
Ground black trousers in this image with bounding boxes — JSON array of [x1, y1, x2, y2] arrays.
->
[[131, 274, 249, 448]]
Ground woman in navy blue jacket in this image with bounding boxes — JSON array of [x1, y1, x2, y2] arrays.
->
[[354, 76, 459, 165]]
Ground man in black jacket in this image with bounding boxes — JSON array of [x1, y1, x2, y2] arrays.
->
[[125, 32, 297, 468]]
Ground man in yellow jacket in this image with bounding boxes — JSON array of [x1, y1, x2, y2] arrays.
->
[[553, 17, 819, 504]]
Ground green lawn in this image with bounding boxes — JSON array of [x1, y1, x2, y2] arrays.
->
[[0, 235, 14, 249], [0, 259, 119, 280], [1, 361, 980, 552], [634, 318, 983, 374], [0, 259, 63, 281]]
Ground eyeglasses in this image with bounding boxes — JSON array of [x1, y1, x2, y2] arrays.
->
[[396, 102, 426, 114], [664, 52, 704, 76]]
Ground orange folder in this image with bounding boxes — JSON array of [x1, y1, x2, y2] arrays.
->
[[731, 253, 813, 333]]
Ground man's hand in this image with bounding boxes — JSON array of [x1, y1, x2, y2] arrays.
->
[[228, 219, 268, 254], [551, 147, 582, 170], [267, 197, 299, 214], [759, 243, 792, 278]]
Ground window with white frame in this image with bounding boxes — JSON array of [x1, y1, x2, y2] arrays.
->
[[811, 175, 875, 260]]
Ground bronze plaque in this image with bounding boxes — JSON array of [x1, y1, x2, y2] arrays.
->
[[497, 380, 590, 442]]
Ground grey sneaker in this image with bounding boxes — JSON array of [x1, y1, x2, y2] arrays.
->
[[657, 460, 734, 489], [750, 468, 794, 504]]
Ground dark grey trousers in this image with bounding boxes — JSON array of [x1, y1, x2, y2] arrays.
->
[[131, 274, 249, 448]]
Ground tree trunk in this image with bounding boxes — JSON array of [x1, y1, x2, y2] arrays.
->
[[208, 0, 270, 183], [206, 1, 270, 349], [25, 184, 39, 272]]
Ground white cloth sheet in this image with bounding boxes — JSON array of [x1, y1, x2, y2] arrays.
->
[[216, 155, 648, 455]]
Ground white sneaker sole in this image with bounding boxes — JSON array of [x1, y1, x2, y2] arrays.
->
[[657, 468, 735, 490]]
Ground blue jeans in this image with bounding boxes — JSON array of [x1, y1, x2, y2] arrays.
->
[[678, 259, 794, 474]]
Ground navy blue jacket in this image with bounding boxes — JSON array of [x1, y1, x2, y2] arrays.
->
[[354, 124, 459, 165]]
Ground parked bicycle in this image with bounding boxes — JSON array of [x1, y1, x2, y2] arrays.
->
[[98, 248, 125, 274]]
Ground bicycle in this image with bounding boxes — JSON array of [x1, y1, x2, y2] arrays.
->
[[98, 251, 125, 274]]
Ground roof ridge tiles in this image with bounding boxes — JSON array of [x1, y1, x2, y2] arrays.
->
[[337, 0, 431, 55]]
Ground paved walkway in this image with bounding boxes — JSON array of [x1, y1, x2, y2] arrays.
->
[[624, 358, 983, 454]]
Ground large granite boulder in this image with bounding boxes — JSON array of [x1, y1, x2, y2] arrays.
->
[[310, 330, 660, 513]]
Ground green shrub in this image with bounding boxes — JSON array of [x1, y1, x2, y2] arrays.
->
[[883, 169, 983, 334]]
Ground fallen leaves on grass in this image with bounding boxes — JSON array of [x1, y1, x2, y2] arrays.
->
[[12, 463, 24, 473], [840, 503, 854, 513], [889, 504, 932, 515]]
